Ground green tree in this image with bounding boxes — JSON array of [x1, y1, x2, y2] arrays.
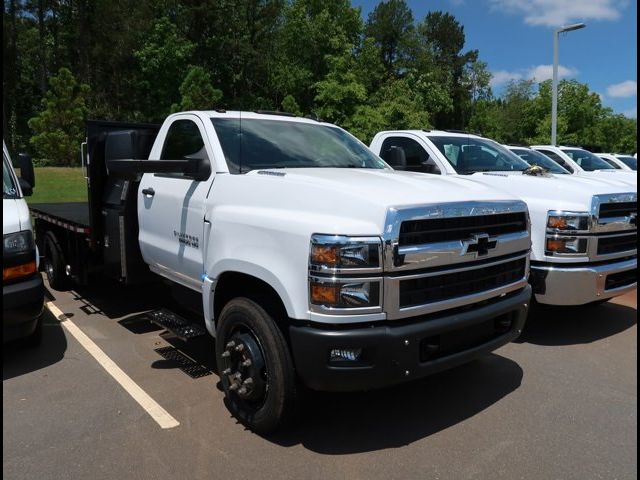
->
[[134, 16, 195, 120], [172, 66, 223, 112], [364, 0, 414, 76], [27, 67, 90, 166]]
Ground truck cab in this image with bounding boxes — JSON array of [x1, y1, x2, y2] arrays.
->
[[597, 153, 637, 171], [3, 141, 44, 345], [370, 130, 637, 307]]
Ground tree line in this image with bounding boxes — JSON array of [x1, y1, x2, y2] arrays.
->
[[3, 0, 637, 166]]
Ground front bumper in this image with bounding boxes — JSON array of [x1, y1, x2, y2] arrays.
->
[[530, 257, 637, 306], [290, 286, 530, 392], [3, 274, 45, 342]]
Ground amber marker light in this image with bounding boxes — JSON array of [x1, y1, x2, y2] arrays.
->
[[3, 260, 37, 282], [310, 282, 340, 305], [311, 245, 340, 266]]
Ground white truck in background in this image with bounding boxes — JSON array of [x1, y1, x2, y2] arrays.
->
[[3, 141, 44, 345], [597, 153, 637, 171], [28, 112, 533, 432], [370, 130, 637, 307], [530, 145, 637, 186]]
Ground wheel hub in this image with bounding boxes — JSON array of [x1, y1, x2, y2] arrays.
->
[[220, 332, 266, 402]]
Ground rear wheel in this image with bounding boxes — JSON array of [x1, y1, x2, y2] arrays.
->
[[216, 297, 297, 433], [44, 236, 69, 291]]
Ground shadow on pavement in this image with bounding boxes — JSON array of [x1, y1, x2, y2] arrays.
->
[[267, 353, 522, 455], [517, 301, 637, 346], [3, 309, 68, 381]]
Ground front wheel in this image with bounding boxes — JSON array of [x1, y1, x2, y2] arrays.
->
[[216, 297, 297, 433]]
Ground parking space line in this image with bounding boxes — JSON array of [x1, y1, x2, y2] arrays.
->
[[46, 301, 180, 430]]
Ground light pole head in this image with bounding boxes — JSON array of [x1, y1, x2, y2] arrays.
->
[[558, 23, 586, 33]]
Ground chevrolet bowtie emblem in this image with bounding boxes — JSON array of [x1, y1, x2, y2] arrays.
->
[[461, 233, 498, 257]]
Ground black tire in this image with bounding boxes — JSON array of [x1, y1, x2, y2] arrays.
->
[[44, 236, 69, 291], [216, 297, 297, 434], [24, 315, 43, 347]]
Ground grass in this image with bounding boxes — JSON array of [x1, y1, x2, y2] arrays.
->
[[25, 167, 88, 204]]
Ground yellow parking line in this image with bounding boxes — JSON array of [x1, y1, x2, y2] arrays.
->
[[46, 301, 180, 430]]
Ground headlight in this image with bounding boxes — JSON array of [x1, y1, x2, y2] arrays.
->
[[309, 278, 381, 309], [545, 236, 588, 255], [3, 230, 34, 255], [547, 212, 590, 232], [309, 235, 382, 272]]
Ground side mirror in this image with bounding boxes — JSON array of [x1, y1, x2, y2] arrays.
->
[[386, 146, 407, 170], [18, 177, 33, 196], [421, 157, 441, 174], [18, 153, 35, 188]]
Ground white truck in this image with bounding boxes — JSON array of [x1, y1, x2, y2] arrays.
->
[[530, 145, 637, 186], [3, 141, 44, 345], [370, 130, 637, 307], [28, 112, 533, 432], [597, 153, 637, 172]]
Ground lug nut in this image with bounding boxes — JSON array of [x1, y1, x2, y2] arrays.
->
[[221, 351, 230, 358], [243, 377, 253, 385], [226, 341, 236, 349], [241, 359, 252, 367], [238, 387, 248, 395], [222, 368, 231, 375], [229, 383, 239, 391], [235, 344, 245, 352]]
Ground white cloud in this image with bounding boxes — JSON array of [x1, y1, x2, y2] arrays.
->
[[490, 70, 523, 87], [623, 106, 637, 118], [606, 80, 637, 98], [527, 64, 578, 82], [490, 64, 577, 87], [490, 0, 627, 27]]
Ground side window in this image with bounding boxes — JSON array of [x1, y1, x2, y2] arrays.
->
[[538, 150, 574, 173], [161, 120, 207, 161], [380, 136, 437, 173]]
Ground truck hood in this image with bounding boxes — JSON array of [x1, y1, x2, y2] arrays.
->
[[465, 171, 635, 211], [3, 197, 33, 235], [575, 170, 637, 187], [213, 168, 519, 235]]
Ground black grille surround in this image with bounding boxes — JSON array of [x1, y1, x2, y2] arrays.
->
[[399, 256, 527, 308], [605, 269, 637, 290], [399, 212, 528, 246], [597, 233, 637, 255], [598, 202, 637, 219]]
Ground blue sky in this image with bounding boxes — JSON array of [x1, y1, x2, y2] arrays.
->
[[352, 0, 637, 118]]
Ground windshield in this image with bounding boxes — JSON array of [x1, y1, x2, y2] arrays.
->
[[617, 155, 637, 170], [211, 118, 388, 173], [561, 148, 616, 171], [3, 153, 19, 199], [428, 136, 530, 174], [510, 148, 570, 174]]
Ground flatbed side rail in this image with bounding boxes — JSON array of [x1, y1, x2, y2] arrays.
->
[[30, 208, 92, 235]]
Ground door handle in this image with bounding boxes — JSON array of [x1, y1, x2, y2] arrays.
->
[[141, 187, 155, 197]]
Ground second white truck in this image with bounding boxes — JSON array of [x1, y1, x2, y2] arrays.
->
[[29, 112, 533, 432], [370, 130, 637, 307]]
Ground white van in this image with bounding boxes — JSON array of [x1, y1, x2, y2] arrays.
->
[[3, 141, 44, 345]]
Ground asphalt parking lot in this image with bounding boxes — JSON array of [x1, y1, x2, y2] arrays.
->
[[3, 278, 637, 480]]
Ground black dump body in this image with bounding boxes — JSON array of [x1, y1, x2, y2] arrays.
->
[[31, 120, 160, 285]]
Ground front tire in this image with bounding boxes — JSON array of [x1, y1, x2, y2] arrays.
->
[[216, 297, 297, 433]]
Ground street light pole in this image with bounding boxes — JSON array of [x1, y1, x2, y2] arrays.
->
[[551, 23, 586, 146]]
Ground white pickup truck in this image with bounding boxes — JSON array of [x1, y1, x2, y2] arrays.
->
[[29, 112, 533, 432], [530, 145, 637, 186], [370, 130, 637, 307]]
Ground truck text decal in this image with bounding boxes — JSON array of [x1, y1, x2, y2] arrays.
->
[[174, 230, 199, 249]]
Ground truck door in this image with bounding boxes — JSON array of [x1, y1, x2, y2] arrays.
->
[[137, 115, 215, 290]]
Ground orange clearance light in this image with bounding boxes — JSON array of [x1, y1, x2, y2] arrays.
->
[[311, 245, 340, 266], [546, 239, 566, 252], [3, 260, 37, 282], [547, 217, 568, 229], [310, 283, 341, 305]]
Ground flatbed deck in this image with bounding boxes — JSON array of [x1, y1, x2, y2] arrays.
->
[[30, 202, 91, 233]]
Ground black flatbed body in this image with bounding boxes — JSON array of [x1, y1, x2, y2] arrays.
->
[[30, 202, 91, 233]]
